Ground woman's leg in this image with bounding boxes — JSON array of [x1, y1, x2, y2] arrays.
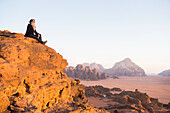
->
[[38, 34, 47, 45], [39, 34, 42, 41], [29, 34, 47, 45], [28, 35, 43, 44]]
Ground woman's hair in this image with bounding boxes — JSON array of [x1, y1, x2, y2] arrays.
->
[[29, 19, 35, 24]]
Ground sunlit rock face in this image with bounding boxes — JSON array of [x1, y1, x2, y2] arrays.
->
[[0, 30, 108, 113]]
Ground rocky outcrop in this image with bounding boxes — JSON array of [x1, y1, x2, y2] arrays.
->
[[85, 85, 169, 113], [105, 58, 146, 77], [110, 87, 122, 91], [83, 62, 105, 73], [163, 102, 170, 109], [85, 85, 112, 97], [112, 76, 119, 79], [159, 69, 170, 76], [64, 64, 107, 81], [0, 30, 108, 113]]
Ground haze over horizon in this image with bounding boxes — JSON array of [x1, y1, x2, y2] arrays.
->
[[0, 0, 170, 74]]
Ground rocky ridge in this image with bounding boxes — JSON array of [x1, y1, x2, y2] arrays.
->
[[64, 64, 107, 81], [0, 30, 108, 113], [85, 85, 169, 113]]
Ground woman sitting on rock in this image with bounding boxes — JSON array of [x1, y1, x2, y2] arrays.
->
[[25, 19, 47, 45]]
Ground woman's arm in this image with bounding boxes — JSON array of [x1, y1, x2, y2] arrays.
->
[[25, 24, 31, 36], [35, 30, 39, 36]]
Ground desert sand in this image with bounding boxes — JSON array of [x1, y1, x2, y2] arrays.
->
[[81, 76, 170, 104]]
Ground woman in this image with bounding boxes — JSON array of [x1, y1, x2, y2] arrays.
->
[[25, 19, 47, 45]]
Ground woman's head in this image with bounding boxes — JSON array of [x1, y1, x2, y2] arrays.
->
[[29, 19, 35, 24]]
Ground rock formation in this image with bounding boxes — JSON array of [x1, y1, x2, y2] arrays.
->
[[105, 58, 146, 77], [85, 85, 112, 97], [112, 76, 119, 79], [0, 30, 108, 113], [85, 85, 169, 113], [158, 69, 170, 76], [110, 87, 122, 91], [163, 102, 170, 109], [64, 64, 107, 81], [83, 62, 105, 73]]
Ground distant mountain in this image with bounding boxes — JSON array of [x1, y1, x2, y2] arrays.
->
[[158, 69, 170, 76], [64, 64, 107, 81], [82, 62, 105, 73], [105, 58, 146, 77], [72, 58, 146, 77]]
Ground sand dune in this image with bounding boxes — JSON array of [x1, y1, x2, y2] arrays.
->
[[81, 76, 170, 104]]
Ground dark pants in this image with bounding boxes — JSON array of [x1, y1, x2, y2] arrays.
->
[[28, 34, 43, 44]]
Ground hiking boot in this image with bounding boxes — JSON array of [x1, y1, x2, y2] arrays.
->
[[43, 40, 47, 45]]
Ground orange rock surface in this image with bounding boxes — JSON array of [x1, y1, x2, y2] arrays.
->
[[0, 30, 108, 113]]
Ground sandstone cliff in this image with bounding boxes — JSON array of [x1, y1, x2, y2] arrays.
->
[[105, 58, 146, 77], [64, 64, 107, 81], [0, 30, 108, 113]]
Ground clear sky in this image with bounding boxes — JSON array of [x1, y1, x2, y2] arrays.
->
[[0, 0, 170, 74]]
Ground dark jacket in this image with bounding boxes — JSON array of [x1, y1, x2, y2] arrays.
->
[[25, 24, 39, 37]]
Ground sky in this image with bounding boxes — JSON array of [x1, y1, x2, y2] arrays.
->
[[0, 0, 170, 74]]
